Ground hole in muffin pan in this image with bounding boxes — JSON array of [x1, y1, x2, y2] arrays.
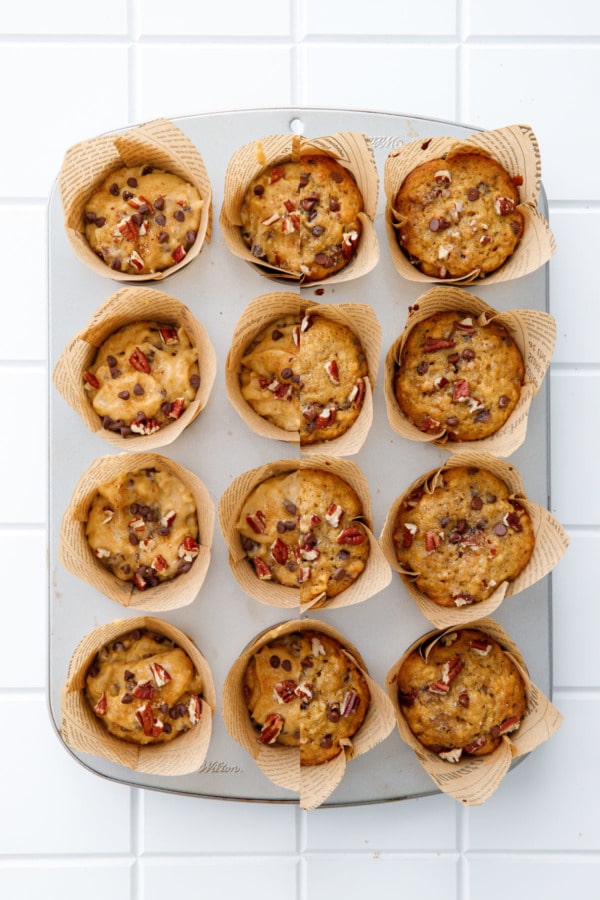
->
[[289, 116, 304, 134]]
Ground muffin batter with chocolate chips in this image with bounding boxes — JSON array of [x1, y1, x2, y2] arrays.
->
[[83, 320, 200, 438], [394, 310, 524, 441], [86, 627, 204, 745], [394, 152, 524, 278], [86, 466, 200, 591], [240, 155, 363, 281], [243, 629, 370, 765], [397, 628, 527, 760], [84, 165, 203, 275], [393, 466, 535, 608], [239, 312, 368, 444], [236, 468, 370, 606]]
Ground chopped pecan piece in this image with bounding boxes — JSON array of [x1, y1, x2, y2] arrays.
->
[[260, 712, 284, 744]]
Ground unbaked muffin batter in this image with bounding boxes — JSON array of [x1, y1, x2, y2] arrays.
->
[[83, 320, 200, 438], [86, 628, 203, 745], [84, 165, 203, 275], [86, 466, 199, 590]]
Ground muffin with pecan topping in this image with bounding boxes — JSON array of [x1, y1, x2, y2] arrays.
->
[[392, 465, 534, 609], [85, 627, 204, 745], [394, 309, 524, 441], [396, 628, 527, 760], [85, 464, 200, 591], [83, 320, 200, 438], [394, 153, 523, 279], [239, 311, 368, 444], [243, 629, 370, 765], [84, 165, 203, 276], [240, 155, 363, 282], [236, 468, 370, 606]]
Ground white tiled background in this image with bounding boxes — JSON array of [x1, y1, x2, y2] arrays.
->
[[1, 2, 598, 897]]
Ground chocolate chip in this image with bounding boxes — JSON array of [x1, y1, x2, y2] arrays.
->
[[117, 390, 130, 400], [173, 209, 185, 222], [269, 655, 280, 668], [253, 184, 264, 195], [190, 374, 201, 389], [467, 187, 479, 201], [471, 496, 483, 510], [329, 198, 340, 212], [133, 384, 144, 396], [121, 693, 133, 704], [158, 231, 169, 243], [417, 360, 428, 375], [110, 258, 122, 271], [311, 225, 324, 236], [320, 735, 333, 749], [281, 659, 292, 672], [155, 213, 166, 226], [281, 367, 293, 379], [331, 170, 344, 183], [475, 409, 491, 422], [498, 395, 510, 408], [429, 218, 441, 232], [462, 348, 476, 360], [185, 229, 197, 245], [314, 253, 334, 267], [493, 523, 507, 536], [109, 183, 119, 196], [154, 196, 165, 210], [271, 329, 283, 340], [127, 177, 138, 188]]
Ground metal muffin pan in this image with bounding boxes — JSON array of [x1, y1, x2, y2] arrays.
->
[[48, 108, 553, 805]]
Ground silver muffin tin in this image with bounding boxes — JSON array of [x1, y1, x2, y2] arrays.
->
[[48, 108, 553, 805]]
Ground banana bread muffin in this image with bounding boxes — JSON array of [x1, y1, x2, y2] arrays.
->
[[240, 155, 363, 281], [85, 627, 204, 745], [85, 464, 199, 591], [84, 165, 203, 275], [236, 468, 370, 606], [239, 311, 367, 444], [243, 629, 370, 765], [394, 152, 524, 279], [393, 465, 534, 608], [83, 320, 200, 438], [394, 310, 524, 441], [397, 628, 527, 760]]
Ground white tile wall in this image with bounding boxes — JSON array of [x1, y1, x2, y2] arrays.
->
[[2, 3, 598, 897]]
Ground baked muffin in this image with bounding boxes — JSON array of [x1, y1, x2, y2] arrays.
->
[[243, 629, 370, 765], [84, 165, 203, 275], [85, 465, 199, 590], [85, 627, 204, 745], [236, 468, 370, 605], [239, 312, 367, 444], [393, 465, 534, 608], [394, 310, 524, 441], [83, 320, 200, 438], [397, 628, 527, 760], [394, 153, 524, 279], [240, 155, 363, 281]]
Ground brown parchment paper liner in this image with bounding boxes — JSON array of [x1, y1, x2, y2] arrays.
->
[[225, 292, 381, 457], [384, 286, 556, 458], [222, 618, 396, 809], [385, 617, 563, 805], [59, 453, 214, 611], [61, 616, 216, 775], [52, 286, 217, 451], [59, 117, 212, 281], [218, 456, 391, 611], [219, 131, 379, 286], [379, 451, 569, 629], [384, 124, 556, 285]]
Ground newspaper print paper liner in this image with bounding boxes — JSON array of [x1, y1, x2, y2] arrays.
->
[[384, 124, 556, 285], [225, 292, 381, 457], [59, 452, 214, 612], [219, 131, 379, 287], [385, 617, 563, 805], [59, 118, 212, 282], [222, 618, 396, 809], [52, 286, 217, 451], [383, 285, 556, 458], [379, 450, 569, 629], [61, 616, 216, 776], [218, 456, 392, 611]]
